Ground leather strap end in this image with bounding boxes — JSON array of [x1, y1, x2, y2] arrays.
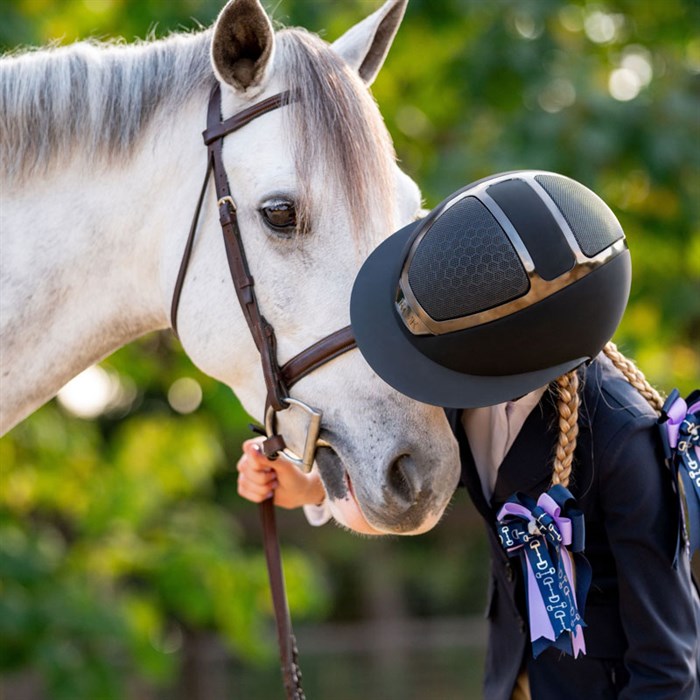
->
[[262, 434, 286, 459]]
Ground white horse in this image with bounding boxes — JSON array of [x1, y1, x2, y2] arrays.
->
[[0, 0, 460, 535]]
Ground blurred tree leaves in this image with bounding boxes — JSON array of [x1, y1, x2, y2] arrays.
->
[[1, 391, 327, 697], [1, 0, 698, 697]]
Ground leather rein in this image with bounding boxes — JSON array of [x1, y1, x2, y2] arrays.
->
[[171, 83, 357, 699]]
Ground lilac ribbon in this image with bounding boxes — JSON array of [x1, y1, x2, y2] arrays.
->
[[659, 390, 700, 559], [497, 487, 588, 658]]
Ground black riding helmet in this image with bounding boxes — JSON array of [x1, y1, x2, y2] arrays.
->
[[350, 170, 631, 408]]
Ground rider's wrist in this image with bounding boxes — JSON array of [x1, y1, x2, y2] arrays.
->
[[307, 476, 326, 507]]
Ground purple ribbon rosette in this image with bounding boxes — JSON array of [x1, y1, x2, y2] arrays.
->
[[659, 388, 700, 563], [496, 485, 591, 659]]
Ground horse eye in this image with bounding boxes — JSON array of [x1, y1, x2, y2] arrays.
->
[[260, 199, 297, 234]]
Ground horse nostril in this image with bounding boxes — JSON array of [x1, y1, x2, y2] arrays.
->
[[387, 453, 416, 504]]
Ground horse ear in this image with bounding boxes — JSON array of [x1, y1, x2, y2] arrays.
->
[[210, 0, 275, 93], [331, 0, 407, 86]]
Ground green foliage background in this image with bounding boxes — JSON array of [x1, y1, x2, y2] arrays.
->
[[1, 0, 698, 698]]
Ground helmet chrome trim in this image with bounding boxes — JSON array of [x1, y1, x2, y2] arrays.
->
[[396, 171, 627, 336]]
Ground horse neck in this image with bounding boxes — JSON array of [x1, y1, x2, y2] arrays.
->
[[0, 100, 204, 434]]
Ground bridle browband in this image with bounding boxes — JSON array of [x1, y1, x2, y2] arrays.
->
[[170, 83, 358, 700]]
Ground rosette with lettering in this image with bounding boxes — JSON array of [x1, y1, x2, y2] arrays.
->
[[496, 485, 591, 658]]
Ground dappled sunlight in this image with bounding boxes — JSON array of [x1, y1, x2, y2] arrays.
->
[[167, 377, 203, 415], [57, 365, 136, 419]]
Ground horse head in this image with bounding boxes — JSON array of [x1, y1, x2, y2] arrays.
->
[[171, 0, 459, 534]]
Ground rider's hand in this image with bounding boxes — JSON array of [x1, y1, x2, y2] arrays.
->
[[236, 437, 326, 510]]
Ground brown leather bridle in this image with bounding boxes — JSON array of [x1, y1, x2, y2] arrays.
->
[[171, 83, 358, 699]]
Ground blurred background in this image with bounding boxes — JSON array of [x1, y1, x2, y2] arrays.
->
[[1, 0, 698, 698]]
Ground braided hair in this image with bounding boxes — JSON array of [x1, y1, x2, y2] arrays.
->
[[550, 343, 664, 489], [602, 342, 665, 412], [551, 370, 580, 488]]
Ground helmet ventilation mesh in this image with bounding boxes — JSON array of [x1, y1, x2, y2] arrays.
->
[[407, 197, 529, 321], [536, 175, 624, 257]]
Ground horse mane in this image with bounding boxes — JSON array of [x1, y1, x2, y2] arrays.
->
[[0, 25, 396, 239], [0, 31, 215, 182]]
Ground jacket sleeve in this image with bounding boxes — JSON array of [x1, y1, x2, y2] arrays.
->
[[599, 416, 699, 699]]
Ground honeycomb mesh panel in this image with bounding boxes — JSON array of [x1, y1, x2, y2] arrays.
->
[[536, 175, 623, 257], [407, 197, 529, 321]]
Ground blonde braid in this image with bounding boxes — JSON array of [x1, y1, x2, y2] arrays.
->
[[602, 342, 664, 413], [551, 370, 580, 489]]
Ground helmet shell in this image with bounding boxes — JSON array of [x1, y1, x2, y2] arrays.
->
[[350, 170, 631, 408]]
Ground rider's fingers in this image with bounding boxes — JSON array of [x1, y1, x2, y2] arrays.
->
[[238, 472, 277, 502], [236, 453, 277, 487], [242, 436, 265, 452], [243, 439, 283, 468], [241, 438, 278, 470], [241, 439, 301, 477]]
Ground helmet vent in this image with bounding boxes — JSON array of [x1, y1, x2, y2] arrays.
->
[[536, 174, 624, 257], [407, 197, 529, 321]]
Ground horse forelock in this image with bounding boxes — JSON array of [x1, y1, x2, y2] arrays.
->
[[276, 29, 398, 249]]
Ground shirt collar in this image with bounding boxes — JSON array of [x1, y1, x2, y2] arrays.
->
[[461, 387, 547, 500]]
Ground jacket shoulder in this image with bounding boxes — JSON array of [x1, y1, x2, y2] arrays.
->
[[580, 354, 658, 433]]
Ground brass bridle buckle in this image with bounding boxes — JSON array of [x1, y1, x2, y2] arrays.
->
[[265, 397, 327, 473]]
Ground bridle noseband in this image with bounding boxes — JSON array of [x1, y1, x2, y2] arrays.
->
[[170, 83, 358, 700]]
